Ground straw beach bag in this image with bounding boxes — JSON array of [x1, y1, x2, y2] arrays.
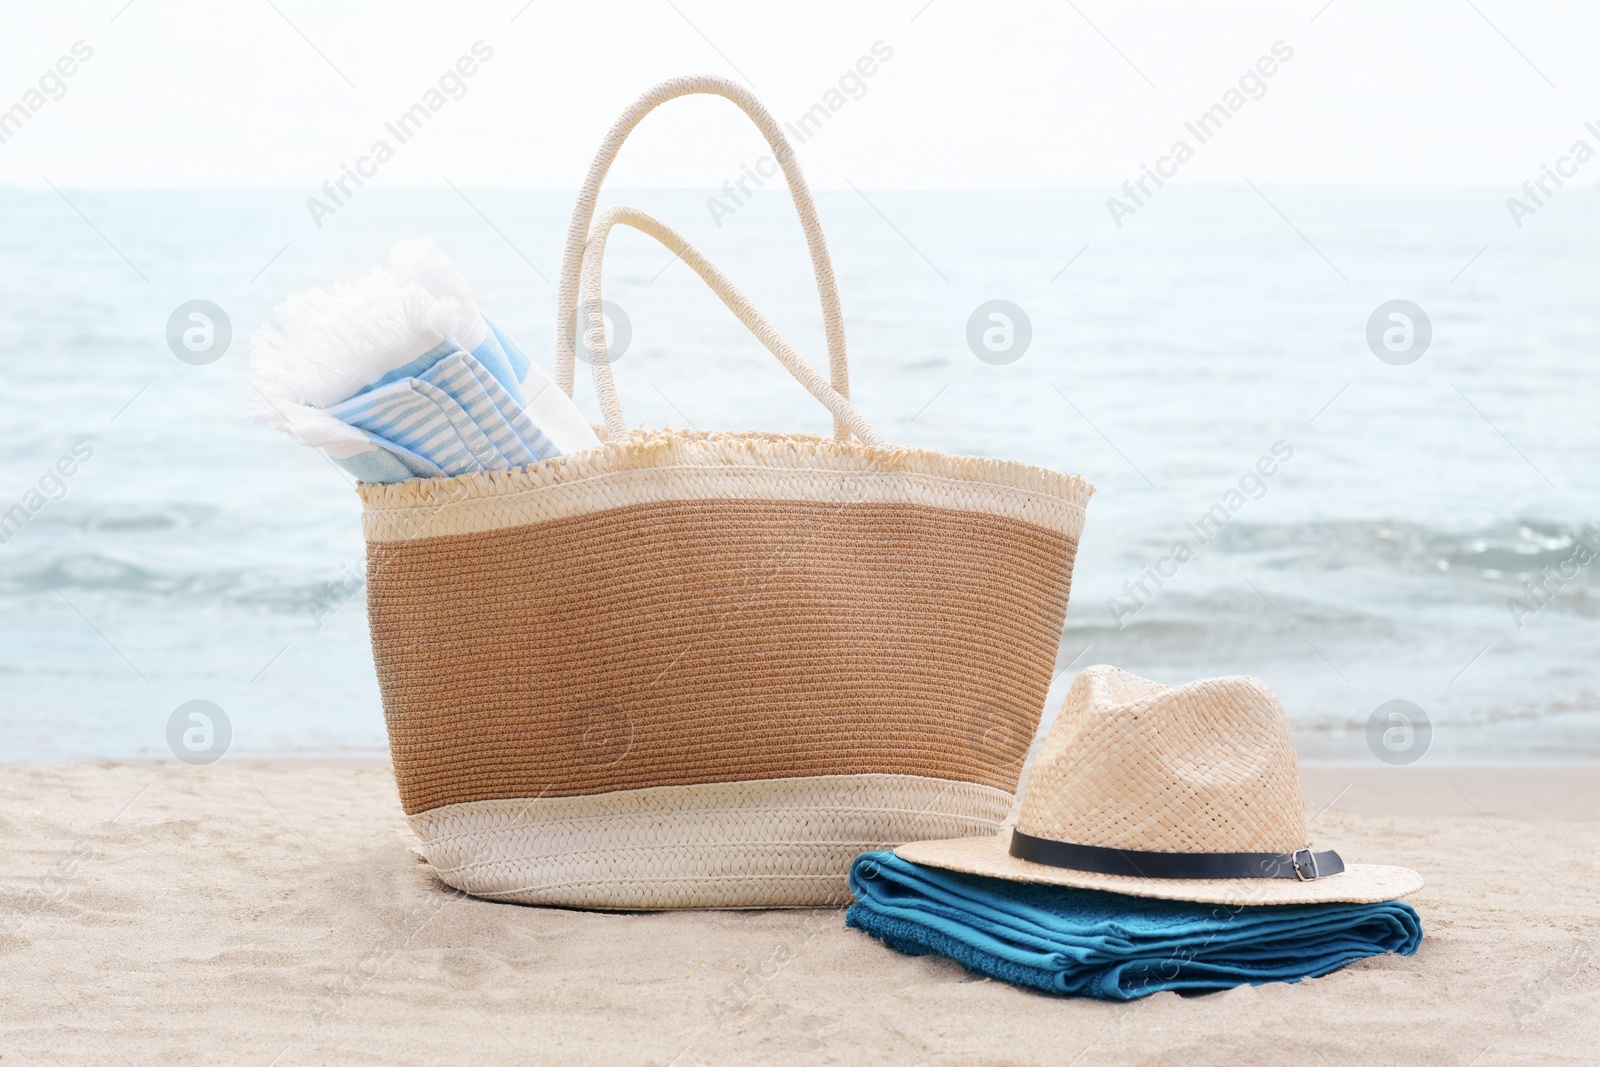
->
[[359, 76, 1093, 909]]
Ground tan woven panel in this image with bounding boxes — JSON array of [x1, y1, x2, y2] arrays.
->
[[369, 498, 1077, 815]]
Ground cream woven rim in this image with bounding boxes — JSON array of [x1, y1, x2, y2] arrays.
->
[[358, 428, 1093, 542], [895, 834, 1425, 906], [411, 773, 1014, 910]]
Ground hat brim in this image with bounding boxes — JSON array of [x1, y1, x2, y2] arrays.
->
[[895, 833, 1423, 906]]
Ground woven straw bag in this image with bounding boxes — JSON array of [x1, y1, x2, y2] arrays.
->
[[359, 75, 1093, 909]]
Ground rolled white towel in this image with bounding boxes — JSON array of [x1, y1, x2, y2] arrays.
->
[[249, 239, 599, 482]]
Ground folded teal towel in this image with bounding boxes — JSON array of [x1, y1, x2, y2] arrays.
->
[[846, 851, 1421, 999]]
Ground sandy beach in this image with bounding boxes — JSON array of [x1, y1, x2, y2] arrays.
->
[[1, 761, 1595, 1065]]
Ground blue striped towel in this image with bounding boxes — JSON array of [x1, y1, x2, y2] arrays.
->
[[421, 350, 555, 464], [846, 851, 1423, 1000], [329, 377, 500, 477], [328, 350, 558, 476], [324, 323, 584, 484], [251, 240, 601, 483]]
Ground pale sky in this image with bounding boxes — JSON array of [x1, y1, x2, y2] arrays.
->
[[1, 0, 1596, 189]]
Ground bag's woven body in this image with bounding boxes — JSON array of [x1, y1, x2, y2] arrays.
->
[[363, 431, 1088, 907], [361, 76, 1092, 909]]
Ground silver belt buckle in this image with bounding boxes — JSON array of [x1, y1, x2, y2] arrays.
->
[[1292, 848, 1320, 881]]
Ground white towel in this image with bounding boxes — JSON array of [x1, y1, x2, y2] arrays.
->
[[249, 239, 599, 482]]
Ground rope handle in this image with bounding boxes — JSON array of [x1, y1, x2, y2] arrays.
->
[[556, 74, 854, 440], [579, 206, 886, 448]]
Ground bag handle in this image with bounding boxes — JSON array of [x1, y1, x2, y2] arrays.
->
[[556, 75, 854, 440], [579, 205, 886, 448]]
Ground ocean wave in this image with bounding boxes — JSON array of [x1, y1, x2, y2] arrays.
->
[[0, 551, 363, 612], [1206, 518, 1598, 577]]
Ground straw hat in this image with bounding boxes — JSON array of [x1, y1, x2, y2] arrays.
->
[[897, 666, 1423, 906]]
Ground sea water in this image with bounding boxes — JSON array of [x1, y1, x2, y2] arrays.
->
[[1, 186, 1595, 762]]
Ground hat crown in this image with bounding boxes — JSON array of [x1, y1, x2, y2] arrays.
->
[[1016, 667, 1307, 854]]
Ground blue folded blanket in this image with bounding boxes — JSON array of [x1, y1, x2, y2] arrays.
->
[[846, 851, 1422, 1000]]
